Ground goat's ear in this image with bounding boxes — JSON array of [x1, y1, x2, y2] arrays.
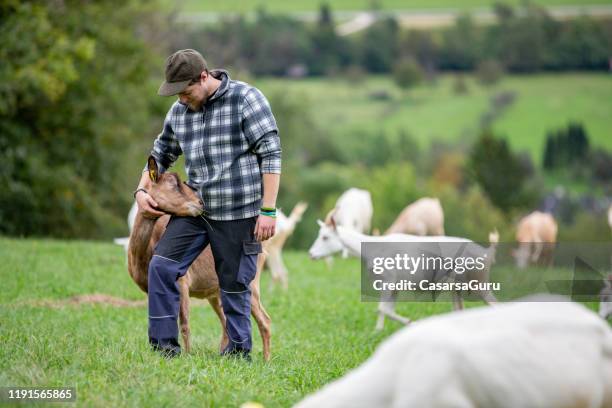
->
[[317, 219, 325, 228], [147, 156, 159, 183], [329, 214, 337, 230]]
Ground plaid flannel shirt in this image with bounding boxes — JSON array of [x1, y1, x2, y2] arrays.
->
[[148, 70, 281, 220]]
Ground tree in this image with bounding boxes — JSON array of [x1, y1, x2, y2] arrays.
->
[[490, 4, 557, 72], [467, 129, 533, 212], [439, 14, 481, 70], [308, 2, 346, 75], [543, 132, 557, 169], [392, 58, 423, 91], [493, 2, 515, 22], [398, 30, 439, 74], [361, 17, 400, 73], [542, 123, 590, 170], [0, 1, 164, 237], [554, 16, 611, 70]]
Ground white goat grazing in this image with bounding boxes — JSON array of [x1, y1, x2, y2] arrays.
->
[[258, 202, 308, 290], [295, 297, 612, 408], [310, 188, 373, 260], [514, 211, 558, 269], [385, 197, 445, 236], [309, 219, 498, 330]]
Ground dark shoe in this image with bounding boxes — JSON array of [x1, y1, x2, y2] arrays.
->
[[152, 342, 181, 358], [150, 338, 181, 359], [220, 347, 251, 362]]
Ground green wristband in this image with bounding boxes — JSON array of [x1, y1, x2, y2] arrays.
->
[[260, 209, 277, 218]]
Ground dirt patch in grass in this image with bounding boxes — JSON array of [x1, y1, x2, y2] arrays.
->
[[14, 293, 147, 308], [9, 294, 212, 308]]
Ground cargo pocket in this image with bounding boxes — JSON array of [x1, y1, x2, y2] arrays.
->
[[236, 240, 262, 287]]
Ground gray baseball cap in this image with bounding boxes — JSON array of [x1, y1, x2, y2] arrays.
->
[[158, 49, 208, 96]]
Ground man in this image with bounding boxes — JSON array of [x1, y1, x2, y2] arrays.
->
[[134, 49, 281, 359]]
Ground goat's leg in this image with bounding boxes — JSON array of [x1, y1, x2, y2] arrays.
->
[[276, 253, 289, 291], [262, 250, 284, 292], [531, 241, 543, 264], [377, 302, 411, 327], [208, 295, 229, 352], [542, 244, 555, 268], [268, 249, 289, 290], [375, 305, 386, 331], [376, 291, 410, 330], [250, 272, 271, 361], [482, 290, 498, 306], [178, 276, 191, 353], [376, 291, 391, 330], [452, 290, 465, 310]]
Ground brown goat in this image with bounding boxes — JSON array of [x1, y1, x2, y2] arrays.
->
[[127, 159, 271, 360]]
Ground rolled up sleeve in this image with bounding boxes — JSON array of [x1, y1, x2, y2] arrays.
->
[[242, 88, 282, 174]]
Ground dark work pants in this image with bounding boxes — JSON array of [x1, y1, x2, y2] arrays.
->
[[147, 215, 261, 352]]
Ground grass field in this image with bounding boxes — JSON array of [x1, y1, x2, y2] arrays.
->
[[170, 0, 612, 14], [0, 237, 605, 407], [255, 73, 612, 164], [0, 238, 450, 407]]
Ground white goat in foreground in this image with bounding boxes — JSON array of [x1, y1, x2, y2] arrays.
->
[[295, 297, 612, 408], [309, 218, 498, 330]]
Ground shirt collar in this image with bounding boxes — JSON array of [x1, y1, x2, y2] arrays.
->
[[206, 69, 230, 103]]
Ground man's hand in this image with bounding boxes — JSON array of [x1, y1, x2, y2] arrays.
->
[[135, 191, 165, 219], [254, 214, 276, 241]]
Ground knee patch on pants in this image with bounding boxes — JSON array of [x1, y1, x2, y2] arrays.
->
[[149, 255, 182, 288]]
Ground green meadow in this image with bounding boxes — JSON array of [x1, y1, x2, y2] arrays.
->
[[172, 0, 612, 14], [0, 237, 603, 407], [0, 238, 445, 407], [256, 73, 612, 164]]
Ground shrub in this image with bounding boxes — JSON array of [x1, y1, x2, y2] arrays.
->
[[476, 59, 505, 86], [392, 58, 423, 91], [467, 129, 537, 212]]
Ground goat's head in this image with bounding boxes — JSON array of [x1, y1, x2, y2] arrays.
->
[[147, 156, 203, 217], [600, 274, 612, 320], [308, 218, 343, 260]]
